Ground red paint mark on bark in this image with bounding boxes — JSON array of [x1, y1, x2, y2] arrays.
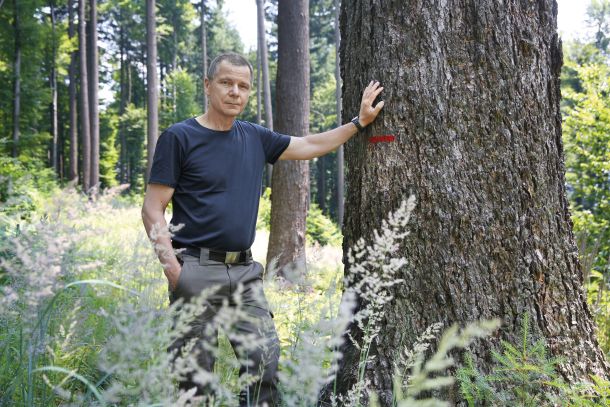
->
[[369, 135, 395, 144]]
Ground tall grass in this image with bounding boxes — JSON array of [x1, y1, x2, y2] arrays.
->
[[1, 188, 605, 406]]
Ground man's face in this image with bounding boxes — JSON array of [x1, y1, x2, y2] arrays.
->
[[205, 61, 252, 119]]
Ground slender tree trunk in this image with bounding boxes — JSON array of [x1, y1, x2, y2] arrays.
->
[[146, 0, 159, 182], [78, 0, 91, 191], [326, 0, 609, 404], [257, 0, 274, 186], [171, 9, 177, 118], [334, 0, 344, 227], [256, 37, 262, 125], [266, 0, 309, 275], [88, 0, 99, 191], [317, 156, 326, 211], [12, 0, 21, 158], [50, 0, 58, 173], [68, 0, 78, 182], [118, 26, 127, 184], [201, 0, 208, 112]]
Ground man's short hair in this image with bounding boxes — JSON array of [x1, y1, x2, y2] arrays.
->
[[207, 53, 253, 82]]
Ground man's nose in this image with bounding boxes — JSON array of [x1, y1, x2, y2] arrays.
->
[[229, 84, 239, 95]]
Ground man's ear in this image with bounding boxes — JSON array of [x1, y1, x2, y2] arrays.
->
[[204, 77, 210, 95]]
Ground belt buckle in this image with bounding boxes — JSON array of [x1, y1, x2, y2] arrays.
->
[[225, 251, 240, 264]]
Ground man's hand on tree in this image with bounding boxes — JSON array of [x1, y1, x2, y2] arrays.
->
[[358, 81, 385, 127]]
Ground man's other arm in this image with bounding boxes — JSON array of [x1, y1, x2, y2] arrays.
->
[[279, 80, 385, 161], [141, 183, 181, 290]]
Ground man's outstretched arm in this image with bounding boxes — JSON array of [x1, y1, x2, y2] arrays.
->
[[279, 80, 385, 161], [141, 183, 181, 290]]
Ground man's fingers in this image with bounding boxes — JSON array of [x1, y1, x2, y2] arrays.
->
[[374, 100, 385, 113], [363, 85, 383, 107]]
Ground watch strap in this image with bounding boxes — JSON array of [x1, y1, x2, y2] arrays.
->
[[351, 116, 365, 131]]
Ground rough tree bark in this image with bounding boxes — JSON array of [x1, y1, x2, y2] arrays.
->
[[78, 0, 91, 191], [68, 0, 78, 182], [12, 0, 21, 158], [146, 0, 159, 183], [266, 0, 309, 274], [334, 0, 344, 227], [256, 0, 274, 187], [88, 0, 99, 190], [329, 0, 609, 404]]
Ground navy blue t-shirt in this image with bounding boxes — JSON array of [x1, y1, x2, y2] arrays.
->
[[148, 118, 291, 251]]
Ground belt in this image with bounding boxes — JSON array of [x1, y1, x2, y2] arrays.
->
[[176, 246, 252, 264]]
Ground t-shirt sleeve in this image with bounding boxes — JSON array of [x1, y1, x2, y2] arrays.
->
[[148, 130, 184, 187], [258, 126, 291, 164]]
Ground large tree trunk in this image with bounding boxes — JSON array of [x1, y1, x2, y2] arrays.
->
[[266, 0, 309, 274], [12, 0, 21, 158], [68, 0, 78, 183], [146, 0, 159, 183], [256, 0, 274, 187], [334, 0, 344, 228], [201, 0, 208, 112], [78, 0, 91, 191], [88, 0, 99, 191], [330, 0, 609, 404]]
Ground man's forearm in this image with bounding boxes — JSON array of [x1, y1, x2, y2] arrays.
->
[[141, 209, 181, 273], [305, 122, 358, 157], [279, 122, 358, 160]]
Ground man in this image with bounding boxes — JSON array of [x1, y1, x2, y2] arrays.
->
[[141, 52, 384, 406]]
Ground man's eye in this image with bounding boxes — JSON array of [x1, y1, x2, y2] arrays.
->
[[239, 85, 249, 90]]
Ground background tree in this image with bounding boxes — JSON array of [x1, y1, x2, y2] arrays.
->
[[267, 0, 310, 273], [257, 0, 274, 187], [200, 0, 208, 112], [329, 0, 609, 404], [587, 0, 610, 52], [146, 0, 158, 182], [78, 0, 90, 191], [12, 0, 21, 158], [334, 0, 344, 227], [88, 0, 99, 190], [48, 0, 58, 173], [68, 0, 78, 182]]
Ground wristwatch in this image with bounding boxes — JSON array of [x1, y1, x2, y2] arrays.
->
[[351, 116, 365, 131]]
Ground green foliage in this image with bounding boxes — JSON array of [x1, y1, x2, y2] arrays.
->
[[257, 188, 342, 246], [0, 157, 57, 216], [100, 110, 120, 189], [586, 0, 610, 53], [562, 48, 610, 275], [310, 74, 337, 134], [119, 104, 147, 192], [457, 311, 610, 406], [586, 267, 610, 354], [307, 203, 342, 246], [160, 68, 201, 129], [256, 188, 272, 231]]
